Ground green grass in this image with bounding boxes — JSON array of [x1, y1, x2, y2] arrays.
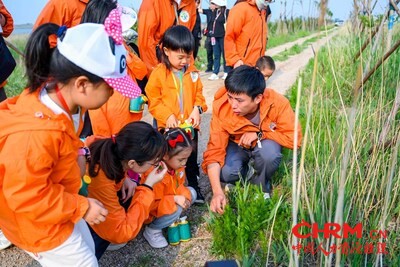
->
[[274, 36, 320, 62], [283, 25, 400, 265]]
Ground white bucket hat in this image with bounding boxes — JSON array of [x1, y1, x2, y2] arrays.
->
[[57, 20, 141, 98], [211, 0, 227, 6]]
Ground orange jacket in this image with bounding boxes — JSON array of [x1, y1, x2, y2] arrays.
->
[[0, 0, 14, 88], [89, 46, 147, 136], [138, 0, 196, 76], [142, 168, 191, 221], [33, 0, 89, 29], [145, 63, 207, 128], [0, 89, 89, 253], [0, 0, 13, 37], [224, 1, 267, 67], [87, 170, 154, 244], [202, 87, 302, 172]]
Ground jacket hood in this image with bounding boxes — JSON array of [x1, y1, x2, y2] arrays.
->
[[0, 89, 77, 140]]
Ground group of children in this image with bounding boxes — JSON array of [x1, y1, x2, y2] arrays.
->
[[0, 1, 278, 266]]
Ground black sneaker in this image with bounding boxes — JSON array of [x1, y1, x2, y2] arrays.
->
[[194, 188, 205, 204], [205, 68, 213, 73]]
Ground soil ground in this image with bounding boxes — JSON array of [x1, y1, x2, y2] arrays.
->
[[0, 28, 339, 267]]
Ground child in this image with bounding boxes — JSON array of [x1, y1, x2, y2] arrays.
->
[[0, 20, 140, 266], [142, 128, 197, 248], [145, 25, 207, 203], [86, 121, 168, 259], [81, 1, 148, 136], [255, 55, 275, 81]]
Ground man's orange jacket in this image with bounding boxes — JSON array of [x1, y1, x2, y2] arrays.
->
[[0, 89, 89, 252], [202, 87, 302, 173], [224, 1, 267, 67], [138, 0, 196, 76], [34, 0, 89, 29], [145, 63, 207, 129], [89, 47, 147, 136], [142, 167, 191, 222], [87, 170, 154, 244]]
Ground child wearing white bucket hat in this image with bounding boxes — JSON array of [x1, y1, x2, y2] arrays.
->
[[0, 14, 139, 266], [81, 2, 148, 137]]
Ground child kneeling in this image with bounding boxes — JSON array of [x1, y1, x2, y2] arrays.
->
[[142, 128, 197, 248]]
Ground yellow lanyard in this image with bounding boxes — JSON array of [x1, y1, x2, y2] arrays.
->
[[171, 72, 184, 119]]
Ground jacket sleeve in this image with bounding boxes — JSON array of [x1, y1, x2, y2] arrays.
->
[[145, 70, 175, 124], [176, 173, 191, 201], [0, 1, 13, 37], [125, 43, 148, 81], [33, 0, 70, 29], [152, 181, 178, 218], [90, 182, 154, 244], [180, 0, 196, 31], [263, 95, 303, 149], [138, 0, 161, 76], [224, 6, 245, 66], [193, 74, 208, 112], [2, 133, 89, 225], [201, 106, 230, 173]]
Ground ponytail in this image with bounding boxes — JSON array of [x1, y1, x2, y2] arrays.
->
[[25, 23, 59, 91]]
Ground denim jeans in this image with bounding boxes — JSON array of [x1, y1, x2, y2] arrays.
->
[[205, 37, 214, 70], [148, 187, 197, 230], [212, 37, 226, 75], [221, 140, 282, 193]]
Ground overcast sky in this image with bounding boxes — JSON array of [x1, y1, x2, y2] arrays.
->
[[3, 0, 388, 25]]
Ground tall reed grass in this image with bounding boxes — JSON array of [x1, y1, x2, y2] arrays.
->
[[287, 24, 400, 266]]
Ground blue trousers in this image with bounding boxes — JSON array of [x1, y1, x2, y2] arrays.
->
[[212, 37, 226, 75], [221, 140, 282, 193]]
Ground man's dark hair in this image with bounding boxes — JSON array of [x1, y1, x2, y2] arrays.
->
[[225, 65, 266, 99]]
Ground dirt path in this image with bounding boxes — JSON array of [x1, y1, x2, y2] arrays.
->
[[0, 29, 339, 267]]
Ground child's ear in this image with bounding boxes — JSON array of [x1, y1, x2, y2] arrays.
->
[[127, 160, 136, 169], [163, 154, 170, 161], [163, 47, 170, 57], [74, 76, 90, 94]]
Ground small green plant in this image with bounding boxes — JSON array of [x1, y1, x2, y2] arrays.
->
[[206, 182, 291, 266]]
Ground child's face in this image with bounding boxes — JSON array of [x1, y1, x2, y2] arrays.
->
[[164, 147, 192, 170], [261, 68, 274, 81], [74, 79, 113, 110], [130, 158, 160, 174], [164, 48, 192, 71]]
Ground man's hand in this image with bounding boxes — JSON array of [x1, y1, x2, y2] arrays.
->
[[238, 132, 258, 148], [210, 193, 227, 214]]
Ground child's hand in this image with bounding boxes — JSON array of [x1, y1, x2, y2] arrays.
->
[[166, 114, 179, 128], [174, 195, 191, 209], [144, 161, 167, 187], [84, 198, 108, 225], [121, 178, 137, 203], [188, 107, 201, 128]]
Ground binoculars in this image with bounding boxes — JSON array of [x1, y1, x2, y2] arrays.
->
[[167, 216, 191, 245]]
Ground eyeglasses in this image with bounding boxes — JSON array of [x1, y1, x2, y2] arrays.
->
[[144, 161, 160, 167]]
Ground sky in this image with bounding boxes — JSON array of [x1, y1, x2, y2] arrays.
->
[[3, 0, 388, 25]]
